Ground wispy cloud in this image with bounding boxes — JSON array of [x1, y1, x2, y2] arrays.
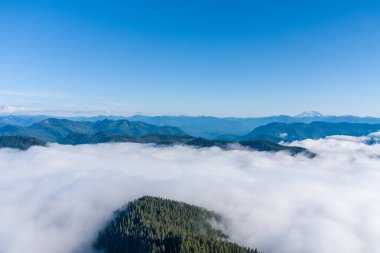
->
[[0, 90, 70, 99], [0, 105, 28, 113], [0, 104, 109, 116]]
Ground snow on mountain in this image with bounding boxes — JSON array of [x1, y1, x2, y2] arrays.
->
[[296, 111, 325, 118]]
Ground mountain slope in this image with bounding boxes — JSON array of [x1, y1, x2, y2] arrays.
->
[[187, 138, 315, 157], [127, 114, 380, 139], [93, 196, 260, 253], [3, 114, 380, 139], [296, 111, 325, 117], [0, 136, 46, 150], [0, 115, 49, 126], [92, 119, 186, 137], [240, 140, 314, 156], [0, 119, 187, 142], [0, 124, 32, 137], [58, 133, 315, 157], [59, 132, 194, 145], [0, 118, 314, 156], [240, 122, 380, 141], [29, 118, 93, 142], [128, 115, 248, 139]]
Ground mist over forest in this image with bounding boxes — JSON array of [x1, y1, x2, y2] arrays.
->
[[1, 1, 379, 252], [1, 134, 380, 253]]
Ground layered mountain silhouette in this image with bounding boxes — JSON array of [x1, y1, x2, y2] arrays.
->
[[0, 118, 186, 142], [0, 118, 316, 156], [0, 113, 380, 157], [1, 115, 379, 155], [59, 133, 315, 157], [2, 112, 380, 139], [127, 113, 380, 139], [240, 122, 380, 141]]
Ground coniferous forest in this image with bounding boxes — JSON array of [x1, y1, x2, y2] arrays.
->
[[93, 196, 261, 253], [0, 136, 46, 150]]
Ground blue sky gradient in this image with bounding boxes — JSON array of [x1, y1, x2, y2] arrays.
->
[[0, 0, 379, 116]]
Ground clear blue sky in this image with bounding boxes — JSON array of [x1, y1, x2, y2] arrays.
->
[[0, 0, 379, 117]]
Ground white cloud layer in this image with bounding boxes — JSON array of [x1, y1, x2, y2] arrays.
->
[[1, 137, 380, 253], [0, 104, 28, 113]]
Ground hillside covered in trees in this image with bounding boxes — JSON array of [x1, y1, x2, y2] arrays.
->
[[0, 136, 46, 150], [59, 133, 315, 157], [240, 122, 380, 141], [94, 196, 260, 253], [0, 118, 317, 157], [3, 113, 380, 139], [0, 118, 186, 142]]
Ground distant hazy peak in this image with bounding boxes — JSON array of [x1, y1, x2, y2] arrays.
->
[[296, 111, 325, 117]]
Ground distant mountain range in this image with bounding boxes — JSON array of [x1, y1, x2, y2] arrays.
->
[[0, 118, 315, 156], [2, 111, 380, 139], [0, 118, 186, 142], [127, 112, 380, 139], [240, 122, 380, 142], [0, 114, 379, 154], [59, 132, 316, 157]]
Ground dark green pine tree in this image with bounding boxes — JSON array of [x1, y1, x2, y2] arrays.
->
[[93, 196, 262, 253]]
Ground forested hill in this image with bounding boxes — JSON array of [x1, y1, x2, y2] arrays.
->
[[3, 114, 380, 139], [240, 122, 380, 141], [2, 115, 380, 142], [0, 118, 187, 142], [58, 133, 316, 157], [93, 196, 260, 253], [0, 136, 46, 150], [0, 117, 316, 156], [126, 114, 380, 138]]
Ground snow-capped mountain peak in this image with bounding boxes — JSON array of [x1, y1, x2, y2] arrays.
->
[[296, 111, 325, 117]]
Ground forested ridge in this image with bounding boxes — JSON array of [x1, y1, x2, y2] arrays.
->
[[94, 196, 261, 253], [0, 136, 46, 150], [0, 118, 317, 157], [3, 114, 380, 139], [0, 118, 186, 142], [240, 121, 380, 141], [60, 133, 315, 157]]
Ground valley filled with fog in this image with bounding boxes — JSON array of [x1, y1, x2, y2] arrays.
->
[[1, 134, 380, 253]]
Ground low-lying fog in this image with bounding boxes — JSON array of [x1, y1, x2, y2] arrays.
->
[[1, 134, 380, 253]]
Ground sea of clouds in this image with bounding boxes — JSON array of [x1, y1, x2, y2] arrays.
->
[[1, 134, 380, 253]]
